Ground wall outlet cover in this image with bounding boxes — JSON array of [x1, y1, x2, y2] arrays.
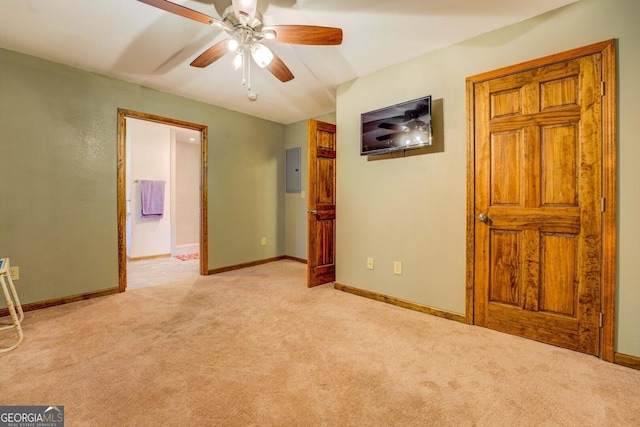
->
[[394, 261, 402, 275]]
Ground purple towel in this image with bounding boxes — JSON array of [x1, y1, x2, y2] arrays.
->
[[140, 180, 165, 220]]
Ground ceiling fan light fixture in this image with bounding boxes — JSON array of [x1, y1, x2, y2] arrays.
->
[[227, 39, 240, 52], [233, 52, 243, 70], [262, 29, 277, 40], [250, 43, 274, 68], [232, 0, 257, 25]]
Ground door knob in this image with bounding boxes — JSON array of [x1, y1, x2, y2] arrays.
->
[[308, 210, 318, 215], [478, 213, 489, 223]]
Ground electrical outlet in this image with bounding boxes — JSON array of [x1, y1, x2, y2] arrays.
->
[[394, 261, 402, 275], [261, 237, 267, 246], [367, 257, 374, 270], [9, 266, 19, 281]]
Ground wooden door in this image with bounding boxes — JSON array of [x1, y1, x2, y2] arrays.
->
[[472, 53, 604, 355], [307, 119, 336, 287]]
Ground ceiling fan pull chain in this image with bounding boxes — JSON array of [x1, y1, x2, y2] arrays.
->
[[242, 46, 248, 87], [245, 46, 258, 101], [248, 53, 251, 91]]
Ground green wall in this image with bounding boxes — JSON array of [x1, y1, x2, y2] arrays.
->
[[336, 0, 640, 357], [0, 47, 285, 305]]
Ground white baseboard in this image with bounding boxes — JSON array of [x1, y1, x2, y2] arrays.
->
[[172, 244, 199, 257]]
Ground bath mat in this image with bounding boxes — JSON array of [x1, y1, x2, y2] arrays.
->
[[175, 253, 199, 261]]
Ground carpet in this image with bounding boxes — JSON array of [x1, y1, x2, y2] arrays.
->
[[1, 260, 639, 426], [174, 253, 198, 261]]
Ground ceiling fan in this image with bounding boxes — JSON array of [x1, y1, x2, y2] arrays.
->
[[137, 0, 343, 100]]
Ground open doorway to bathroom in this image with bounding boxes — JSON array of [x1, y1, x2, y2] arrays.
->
[[117, 109, 208, 291]]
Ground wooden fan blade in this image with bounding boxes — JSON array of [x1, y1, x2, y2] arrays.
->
[[269, 25, 343, 45], [266, 53, 294, 82], [137, 0, 218, 25], [190, 40, 232, 68]]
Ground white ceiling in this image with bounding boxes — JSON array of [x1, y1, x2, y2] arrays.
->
[[0, 0, 577, 124]]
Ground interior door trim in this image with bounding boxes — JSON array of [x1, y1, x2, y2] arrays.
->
[[116, 108, 209, 291], [465, 39, 617, 362]]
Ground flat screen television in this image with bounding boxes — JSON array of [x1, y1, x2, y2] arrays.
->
[[361, 95, 432, 156]]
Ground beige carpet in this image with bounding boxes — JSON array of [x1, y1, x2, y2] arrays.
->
[[1, 260, 639, 426]]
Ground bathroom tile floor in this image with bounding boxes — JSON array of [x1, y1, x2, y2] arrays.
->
[[126, 256, 200, 290]]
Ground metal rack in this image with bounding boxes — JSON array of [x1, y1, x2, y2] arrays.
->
[[0, 258, 24, 353]]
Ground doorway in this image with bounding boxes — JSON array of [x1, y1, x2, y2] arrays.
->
[[466, 40, 616, 360], [117, 109, 209, 291]]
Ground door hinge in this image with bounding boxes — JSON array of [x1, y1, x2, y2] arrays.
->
[[601, 81, 605, 97], [599, 312, 603, 328], [601, 197, 606, 213]]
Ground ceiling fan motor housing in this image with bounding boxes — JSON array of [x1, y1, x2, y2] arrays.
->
[[223, 6, 265, 37]]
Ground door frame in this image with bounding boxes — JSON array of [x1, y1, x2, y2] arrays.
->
[[465, 40, 617, 361], [116, 108, 209, 291]]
